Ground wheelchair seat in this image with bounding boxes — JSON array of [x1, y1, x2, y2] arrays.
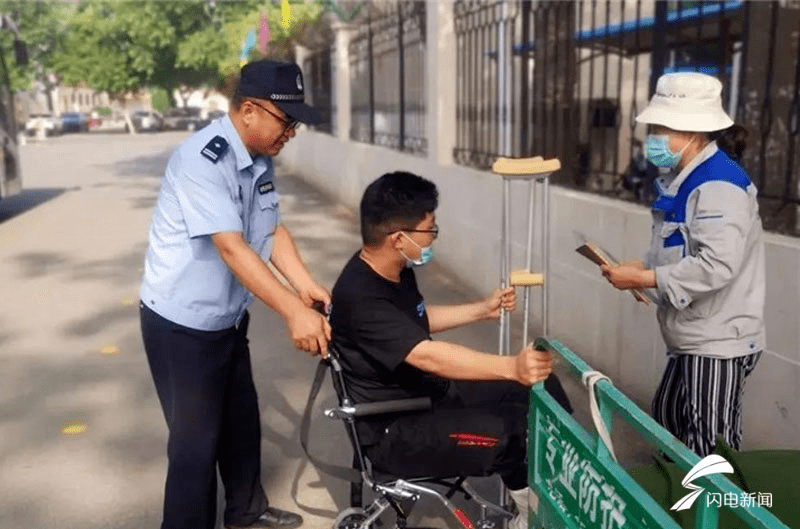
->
[[302, 344, 514, 529]]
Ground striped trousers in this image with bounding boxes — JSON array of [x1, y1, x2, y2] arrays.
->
[[652, 351, 761, 457]]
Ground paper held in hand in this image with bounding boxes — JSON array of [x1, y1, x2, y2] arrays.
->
[[576, 242, 653, 306]]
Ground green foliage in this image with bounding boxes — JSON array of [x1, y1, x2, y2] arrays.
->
[[41, 0, 328, 98], [95, 106, 111, 116], [179, 0, 327, 77], [51, 1, 191, 94], [0, 0, 71, 92], [149, 86, 170, 113]]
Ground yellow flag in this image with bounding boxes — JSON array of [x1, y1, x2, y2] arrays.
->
[[281, 0, 291, 29]]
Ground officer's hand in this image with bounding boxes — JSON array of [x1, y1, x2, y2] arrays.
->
[[298, 281, 332, 312], [287, 305, 331, 357], [514, 346, 553, 386]]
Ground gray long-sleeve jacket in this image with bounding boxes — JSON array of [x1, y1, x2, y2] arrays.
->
[[645, 142, 766, 359]]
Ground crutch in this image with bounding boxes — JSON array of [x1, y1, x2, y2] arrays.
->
[[492, 155, 561, 525]]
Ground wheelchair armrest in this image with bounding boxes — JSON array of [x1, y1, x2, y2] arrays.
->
[[352, 397, 432, 417], [325, 397, 432, 420]]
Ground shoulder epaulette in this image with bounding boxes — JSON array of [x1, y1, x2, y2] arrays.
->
[[201, 136, 229, 163]]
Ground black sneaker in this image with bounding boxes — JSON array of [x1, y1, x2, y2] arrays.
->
[[226, 507, 303, 529]]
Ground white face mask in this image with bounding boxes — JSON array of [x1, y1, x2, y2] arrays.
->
[[399, 232, 434, 267]]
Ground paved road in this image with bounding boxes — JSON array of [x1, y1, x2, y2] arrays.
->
[[0, 131, 347, 528]]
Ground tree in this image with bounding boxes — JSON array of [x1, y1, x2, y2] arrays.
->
[[0, 1, 70, 101], [51, 1, 216, 97], [49, 0, 328, 104]]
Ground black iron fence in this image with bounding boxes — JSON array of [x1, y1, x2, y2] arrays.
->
[[454, 0, 800, 236], [349, 1, 427, 155], [304, 46, 334, 134]]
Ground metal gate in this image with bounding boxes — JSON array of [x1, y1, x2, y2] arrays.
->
[[454, 0, 800, 236]]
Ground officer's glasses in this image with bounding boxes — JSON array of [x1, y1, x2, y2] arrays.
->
[[249, 99, 299, 131]]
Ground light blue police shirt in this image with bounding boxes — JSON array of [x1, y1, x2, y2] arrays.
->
[[140, 114, 280, 331]]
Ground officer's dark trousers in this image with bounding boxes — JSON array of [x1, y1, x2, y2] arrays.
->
[[141, 304, 268, 529]]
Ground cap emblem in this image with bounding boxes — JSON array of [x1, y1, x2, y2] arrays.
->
[[296, 74, 303, 91]]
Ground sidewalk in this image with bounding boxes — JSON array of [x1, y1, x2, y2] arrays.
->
[[261, 162, 655, 529]]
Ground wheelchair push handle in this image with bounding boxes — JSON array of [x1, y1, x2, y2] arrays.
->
[[310, 298, 431, 416]]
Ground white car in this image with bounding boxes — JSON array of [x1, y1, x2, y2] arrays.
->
[[25, 113, 62, 136], [128, 110, 164, 132]]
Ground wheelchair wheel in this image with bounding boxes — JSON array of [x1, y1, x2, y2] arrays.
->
[[334, 507, 371, 529]]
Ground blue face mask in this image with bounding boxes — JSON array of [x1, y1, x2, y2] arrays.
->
[[400, 233, 434, 267], [645, 134, 692, 169]]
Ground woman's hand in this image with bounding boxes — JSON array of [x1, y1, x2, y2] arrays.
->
[[601, 264, 656, 290], [619, 259, 645, 270]]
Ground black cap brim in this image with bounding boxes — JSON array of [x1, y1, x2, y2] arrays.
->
[[273, 100, 323, 125]]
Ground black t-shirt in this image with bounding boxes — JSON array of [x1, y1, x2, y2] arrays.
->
[[330, 252, 450, 444]]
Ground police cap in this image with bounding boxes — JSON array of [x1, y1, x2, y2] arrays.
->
[[239, 59, 322, 125]]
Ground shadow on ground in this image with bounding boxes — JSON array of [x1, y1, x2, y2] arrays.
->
[[0, 188, 72, 223]]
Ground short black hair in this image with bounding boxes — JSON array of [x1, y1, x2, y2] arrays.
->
[[360, 172, 438, 246], [231, 75, 246, 110], [230, 75, 255, 111]]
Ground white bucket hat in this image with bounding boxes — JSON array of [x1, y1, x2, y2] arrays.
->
[[636, 72, 734, 132]]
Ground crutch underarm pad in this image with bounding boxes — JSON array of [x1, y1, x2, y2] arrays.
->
[[492, 156, 561, 176], [352, 397, 432, 417], [510, 270, 544, 286]]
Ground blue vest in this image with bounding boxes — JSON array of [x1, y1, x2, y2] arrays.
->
[[651, 150, 751, 249]]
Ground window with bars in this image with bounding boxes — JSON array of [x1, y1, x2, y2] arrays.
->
[[453, 0, 800, 236], [304, 46, 335, 134], [348, 1, 427, 155]]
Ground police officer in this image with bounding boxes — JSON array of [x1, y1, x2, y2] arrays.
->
[[140, 60, 330, 529]]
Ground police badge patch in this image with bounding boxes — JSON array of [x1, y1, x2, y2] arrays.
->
[[201, 136, 229, 163]]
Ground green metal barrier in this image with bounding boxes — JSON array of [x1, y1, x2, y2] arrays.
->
[[528, 337, 790, 529]]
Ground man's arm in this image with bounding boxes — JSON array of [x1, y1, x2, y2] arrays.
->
[[212, 230, 330, 354], [270, 225, 331, 307], [427, 287, 515, 333], [406, 340, 552, 386]]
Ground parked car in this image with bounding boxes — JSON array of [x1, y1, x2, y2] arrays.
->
[[197, 109, 226, 130], [24, 113, 62, 136], [87, 111, 102, 129], [128, 110, 164, 132], [162, 107, 202, 131], [61, 112, 90, 133]]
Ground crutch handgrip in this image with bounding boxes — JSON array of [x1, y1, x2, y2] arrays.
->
[[510, 270, 544, 287], [492, 157, 561, 177]]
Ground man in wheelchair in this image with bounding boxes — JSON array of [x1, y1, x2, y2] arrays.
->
[[328, 171, 572, 529]]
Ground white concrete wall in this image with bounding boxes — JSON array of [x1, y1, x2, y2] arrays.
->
[[284, 0, 800, 452], [279, 129, 800, 452]]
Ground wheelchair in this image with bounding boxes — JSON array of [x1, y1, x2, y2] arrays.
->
[[301, 344, 515, 529]]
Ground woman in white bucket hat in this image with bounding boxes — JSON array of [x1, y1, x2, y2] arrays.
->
[[601, 72, 765, 457]]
